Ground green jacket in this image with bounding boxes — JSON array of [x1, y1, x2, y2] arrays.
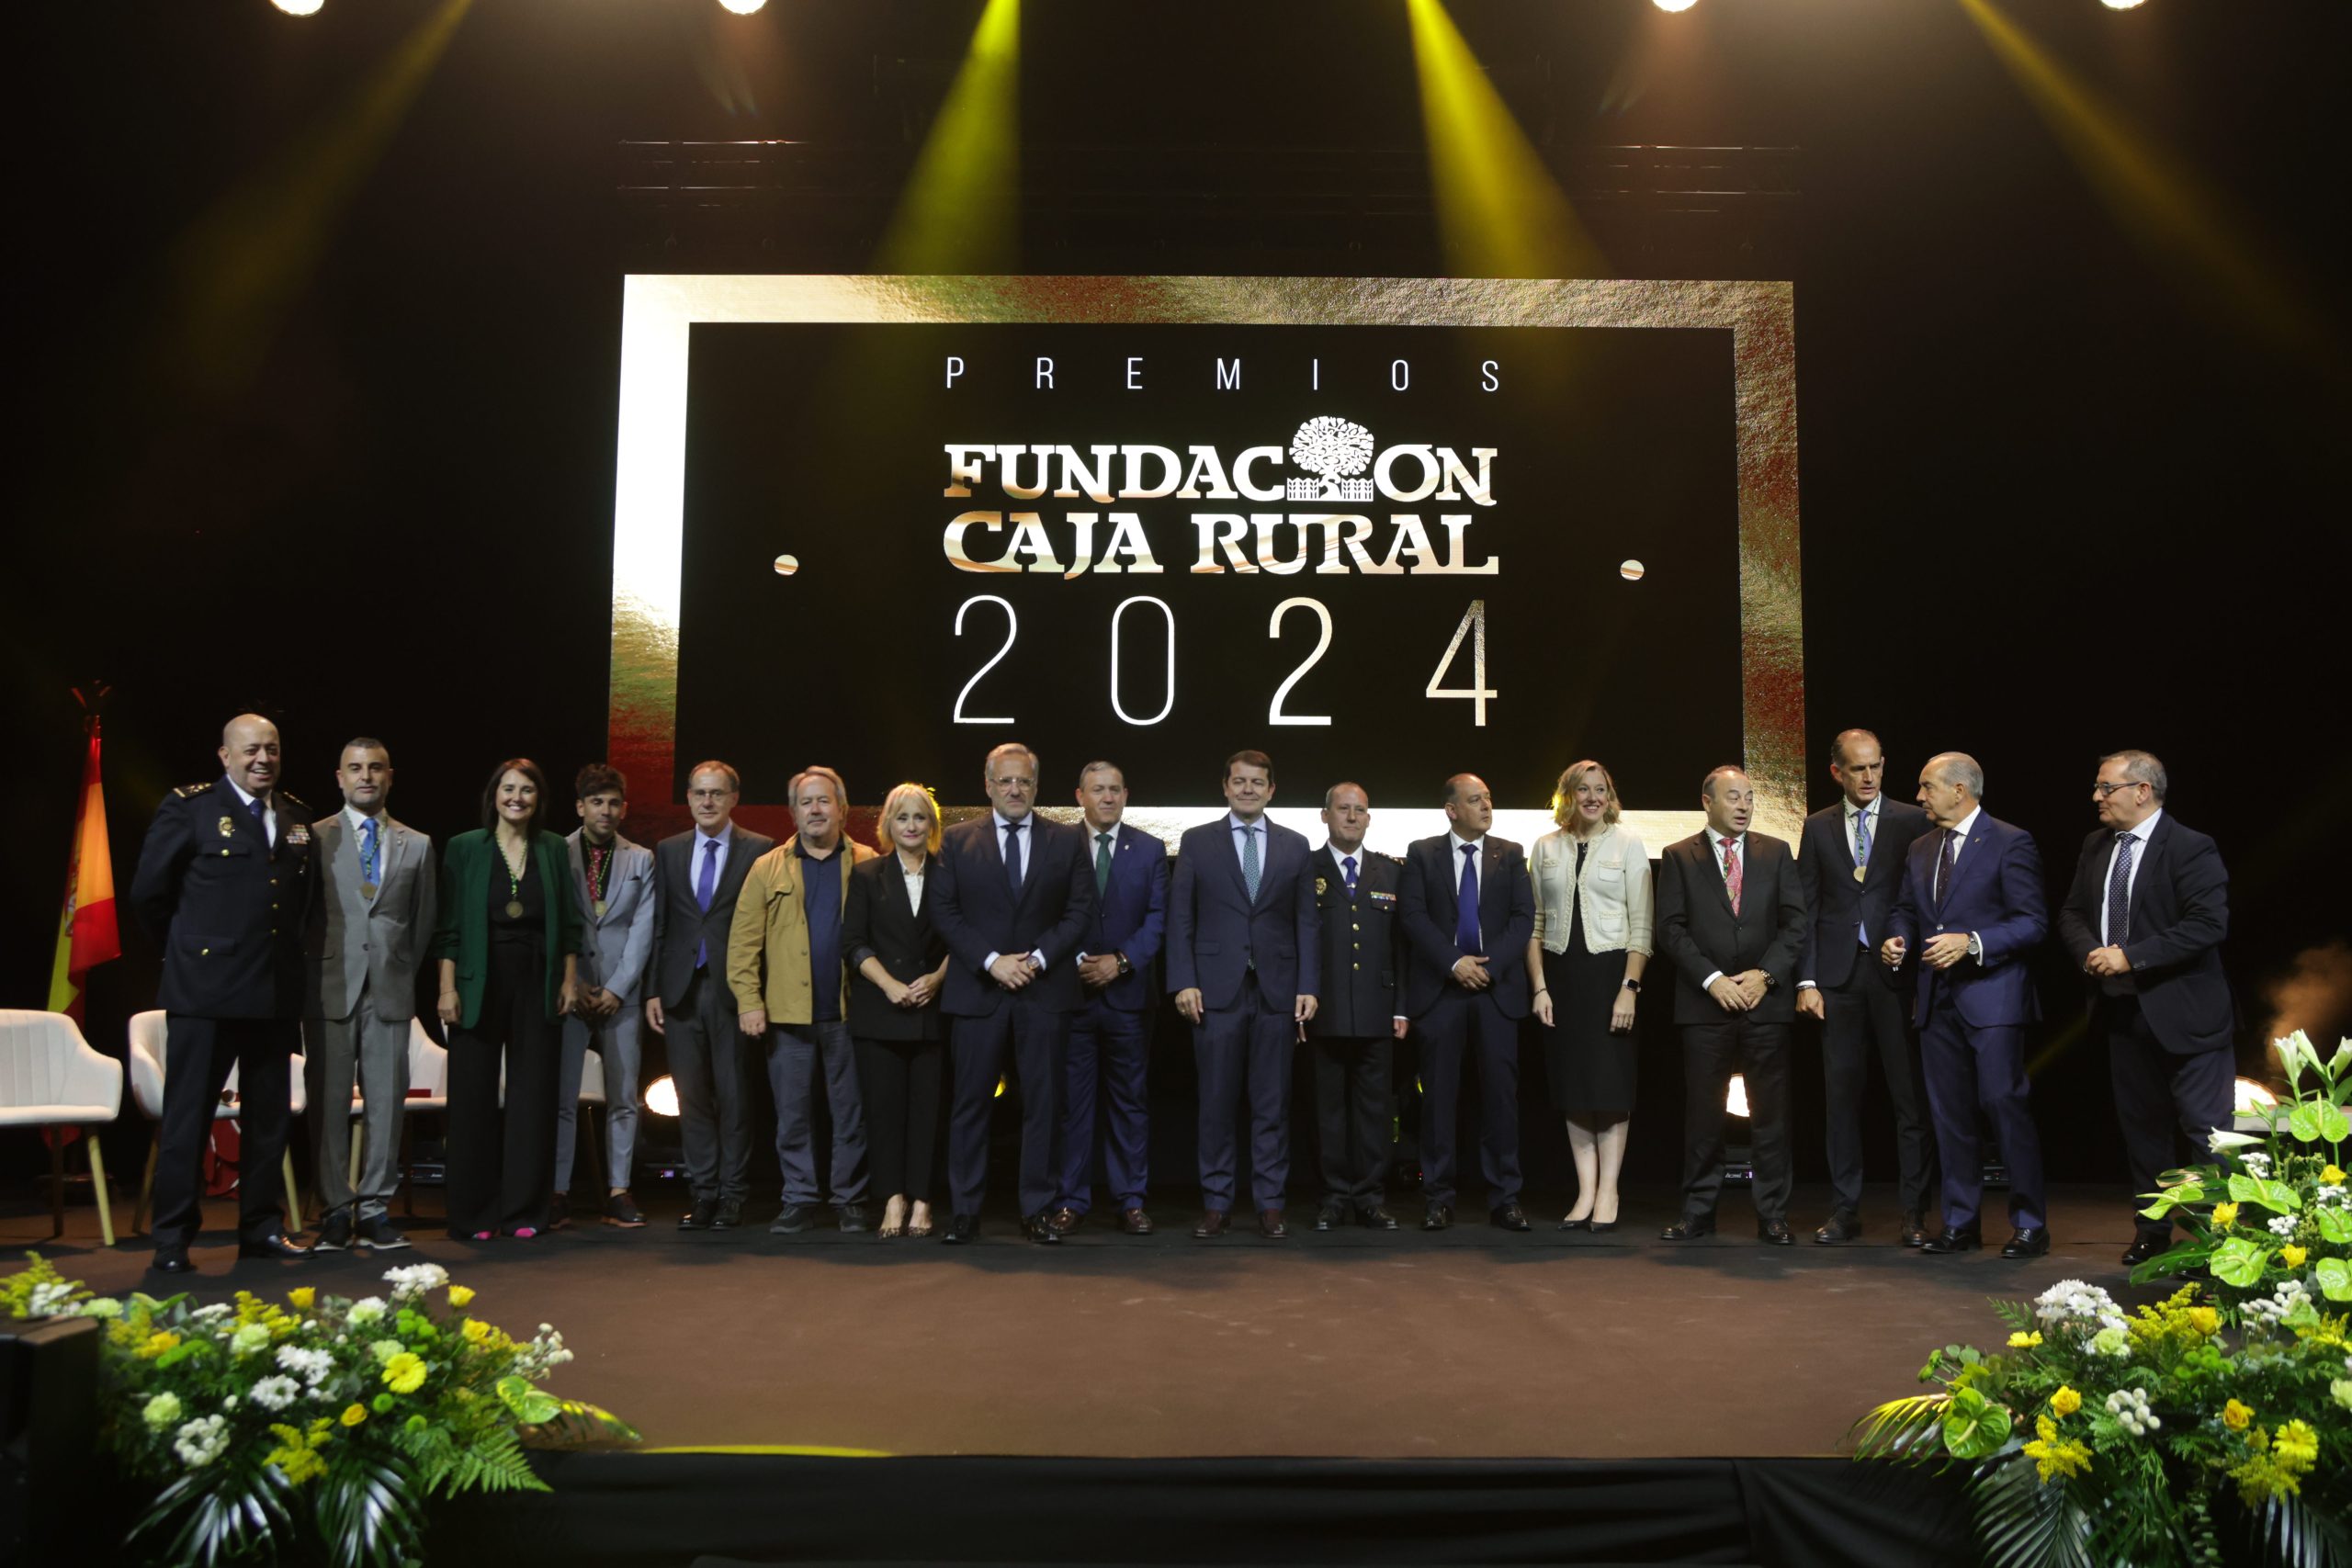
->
[[431, 829, 583, 1030]]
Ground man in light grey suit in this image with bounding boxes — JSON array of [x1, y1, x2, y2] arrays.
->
[[306, 738, 435, 1252], [556, 763, 658, 1228]]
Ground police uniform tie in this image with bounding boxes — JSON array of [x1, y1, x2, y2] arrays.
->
[[1342, 854, 1358, 894]]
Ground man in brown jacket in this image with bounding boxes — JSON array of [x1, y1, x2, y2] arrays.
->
[[728, 766, 878, 1234]]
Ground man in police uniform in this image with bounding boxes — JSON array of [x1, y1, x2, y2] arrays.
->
[[130, 713, 318, 1273], [1306, 783, 1407, 1231]]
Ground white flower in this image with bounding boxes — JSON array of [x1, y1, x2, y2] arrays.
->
[[2208, 1129, 2262, 1153], [79, 1296, 124, 1320], [346, 1297, 387, 1325], [2105, 1386, 2161, 1437], [2090, 1326, 2133, 1358], [173, 1415, 231, 1468], [276, 1345, 334, 1386], [141, 1393, 183, 1430], [369, 1338, 407, 1364], [381, 1263, 448, 1299], [2269, 1215, 2299, 1237], [27, 1281, 74, 1316], [189, 1303, 232, 1323], [2032, 1280, 2120, 1325], [2242, 1151, 2273, 1179], [2242, 1279, 2314, 1326], [230, 1324, 271, 1357], [250, 1376, 300, 1411]]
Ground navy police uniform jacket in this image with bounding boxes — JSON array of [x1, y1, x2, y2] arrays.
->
[[1308, 850, 1402, 1039], [130, 780, 318, 1021]]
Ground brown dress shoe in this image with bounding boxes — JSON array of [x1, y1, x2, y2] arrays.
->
[[1193, 1210, 1230, 1238], [1258, 1208, 1290, 1240], [1120, 1207, 1155, 1235], [1049, 1205, 1083, 1235]]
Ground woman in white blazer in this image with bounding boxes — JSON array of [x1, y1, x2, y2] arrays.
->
[[1526, 760, 1653, 1231]]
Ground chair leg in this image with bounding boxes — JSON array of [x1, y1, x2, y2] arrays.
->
[[135, 1135, 159, 1235], [50, 1134, 66, 1239], [283, 1151, 301, 1234], [87, 1131, 116, 1248]]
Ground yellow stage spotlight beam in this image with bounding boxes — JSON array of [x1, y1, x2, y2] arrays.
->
[[160, 0, 474, 405], [1407, 0, 1603, 278], [1957, 0, 2322, 356], [876, 0, 1021, 275]]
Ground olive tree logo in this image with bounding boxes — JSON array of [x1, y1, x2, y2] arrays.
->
[[1286, 415, 1375, 502]]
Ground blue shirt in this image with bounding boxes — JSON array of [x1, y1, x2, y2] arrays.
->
[[797, 841, 845, 1024]]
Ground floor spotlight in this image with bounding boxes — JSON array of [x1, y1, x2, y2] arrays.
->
[[717, 0, 768, 13], [1725, 1073, 1749, 1118], [1653, 0, 1699, 12], [271, 0, 325, 14], [644, 1075, 681, 1118], [2100, 0, 2148, 9]]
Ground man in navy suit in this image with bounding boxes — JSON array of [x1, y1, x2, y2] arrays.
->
[[1884, 751, 2051, 1258], [1051, 761, 1170, 1236], [930, 742, 1095, 1245], [2054, 750, 2234, 1268], [1397, 773, 1536, 1233], [1169, 750, 1320, 1240], [1794, 730, 1938, 1247]]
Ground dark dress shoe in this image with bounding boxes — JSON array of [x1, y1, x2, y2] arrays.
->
[[1020, 1213, 1062, 1245], [1314, 1202, 1347, 1232], [1814, 1212, 1861, 1245], [1491, 1203, 1532, 1233], [1193, 1210, 1231, 1239], [151, 1247, 195, 1275], [713, 1201, 744, 1230], [1658, 1215, 1716, 1242], [2002, 1226, 2052, 1259], [837, 1201, 872, 1234], [1050, 1206, 1084, 1235], [238, 1232, 311, 1260], [939, 1213, 979, 1244], [1360, 1205, 1400, 1231], [1420, 1202, 1454, 1232], [1120, 1207, 1155, 1235], [548, 1192, 571, 1232], [770, 1204, 814, 1235], [679, 1199, 718, 1231], [605, 1191, 647, 1229], [1557, 1214, 1591, 1232], [1901, 1214, 1932, 1248], [1258, 1208, 1289, 1240], [313, 1211, 353, 1253], [1758, 1218, 1795, 1247], [2121, 1232, 2171, 1268], [354, 1214, 412, 1251], [1921, 1225, 1983, 1254]]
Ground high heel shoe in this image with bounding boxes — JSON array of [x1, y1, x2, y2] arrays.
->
[[1588, 1218, 1620, 1234], [1557, 1214, 1591, 1231]]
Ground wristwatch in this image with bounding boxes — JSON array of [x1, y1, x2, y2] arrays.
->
[[1620, 978, 1642, 993], [1115, 953, 1134, 977]]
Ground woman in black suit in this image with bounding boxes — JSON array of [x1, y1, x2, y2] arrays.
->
[[844, 783, 951, 1238]]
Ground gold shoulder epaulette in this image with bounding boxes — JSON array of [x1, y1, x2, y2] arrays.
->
[[173, 781, 216, 798], [279, 789, 308, 810]]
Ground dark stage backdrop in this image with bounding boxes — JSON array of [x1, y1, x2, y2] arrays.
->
[[7, 0, 2348, 1195]]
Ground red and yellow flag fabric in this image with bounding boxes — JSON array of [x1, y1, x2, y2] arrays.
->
[[48, 724, 120, 1021]]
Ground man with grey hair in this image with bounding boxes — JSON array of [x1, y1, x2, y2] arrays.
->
[[1883, 752, 2051, 1258], [2056, 750, 2234, 1269]]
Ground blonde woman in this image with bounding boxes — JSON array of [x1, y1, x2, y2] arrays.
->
[[843, 783, 952, 1238], [1527, 760, 1652, 1231]]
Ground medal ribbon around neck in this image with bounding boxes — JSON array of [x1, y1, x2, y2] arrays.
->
[[499, 836, 526, 919]]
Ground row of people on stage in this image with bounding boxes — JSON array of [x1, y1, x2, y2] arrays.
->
[[128, 717, 2233, 1275]]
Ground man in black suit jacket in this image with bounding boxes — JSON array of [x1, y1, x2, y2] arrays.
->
[[645, 761, 776, 1232], [930, 742, 1095, 1245], [1306, 783, 1406, 1232], [1655, 765, 1808, 1245], [2055, 750, 2235, 1268], [1794, 730, 1937, 1247], [1168, 750, 1321, 1240], [1398, 773, 1536, 1233], [129, 713, 319, 1274]]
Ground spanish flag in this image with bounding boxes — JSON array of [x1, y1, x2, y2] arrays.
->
[[47, 719, 120, 1022]]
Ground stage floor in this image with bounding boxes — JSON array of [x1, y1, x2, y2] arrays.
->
[[17, 1182, 2160, 1461]]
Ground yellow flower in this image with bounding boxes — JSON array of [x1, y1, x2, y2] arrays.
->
[[381, 1352, 428, 1395], [340, 1404, 368, 1427], [447, 1285, 475, 1307], [2223, 1399, 2254, 1431], [2323, 1166, 2346, 1186], [2188, 1307, 2221, 1337], [2211, 1201, 2240, 1228], [2283, 1245, 2308, 1269], [461, 1317, 492, 1346], [139, 1330, 180, 1359], [2023, 1415, 2093, 1483], [2051, 1386, 2082, 1417], [2007, 1331, 2044, 1348], [288, 1286, 315, 1311], [2275, 1419, 2320, 1472]]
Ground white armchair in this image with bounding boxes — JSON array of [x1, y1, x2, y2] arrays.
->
[[127, 1010, 305, 1235], [0, 1010, 122, 1247]]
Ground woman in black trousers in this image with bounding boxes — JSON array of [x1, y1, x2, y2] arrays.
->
[[843, 783, 951, 1238], [433, 758, 582, 1241]]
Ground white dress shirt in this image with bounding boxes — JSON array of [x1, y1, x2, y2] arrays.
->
[[226, 778, 277, 848], [692, 823, 735, 889], [2100, 807, 2163, 947]]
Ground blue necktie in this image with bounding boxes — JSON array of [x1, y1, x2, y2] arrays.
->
[[1852, 807, 1871, 947], [2107, 831, 2137, 946], [1342, 854, 1358, 894], [1004, 820, 1024, 893], [1239, 823, 1261, 902], [248, 794, 266, 839], [695, 837, 719, 968], [1934, 829, 1957, 912], [359, 818, 379, 889], [1454, 843, 1480, 953]]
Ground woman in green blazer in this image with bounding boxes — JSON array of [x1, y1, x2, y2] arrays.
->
[[433, 758, 582, 1240]]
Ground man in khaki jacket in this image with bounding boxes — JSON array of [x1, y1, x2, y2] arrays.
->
[[728, 766, 878, 1234]]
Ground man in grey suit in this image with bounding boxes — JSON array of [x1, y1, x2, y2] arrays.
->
[[647, 760, 776, 1231], [306, 738, 435, 1253], [557, 763, 657, 1229]]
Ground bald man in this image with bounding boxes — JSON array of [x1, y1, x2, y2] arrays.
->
[[130, 714, 321, 1274]]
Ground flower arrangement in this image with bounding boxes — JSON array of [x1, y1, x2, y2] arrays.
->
[[3, 1256, 636, 1568], [1849, 1032, 2351, 1568]]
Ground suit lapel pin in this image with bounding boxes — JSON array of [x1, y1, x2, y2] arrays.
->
[[218, 816, 235, 838]]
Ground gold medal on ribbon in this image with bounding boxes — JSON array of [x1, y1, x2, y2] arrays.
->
[[1853, 865, 1867, 883], [593, 898, 607, 918], [361, 882, 379, 900], [505, 899, 525, 919]]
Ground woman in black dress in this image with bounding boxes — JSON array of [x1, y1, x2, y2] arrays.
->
[[1526, 760, 1653, 1231], [843, 782, 951, 1238]]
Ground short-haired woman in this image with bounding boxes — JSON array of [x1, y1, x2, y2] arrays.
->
[[843, 783, 952, 1238], [1527, 760, 1652, 1232], [434, 759, 583, 1241]]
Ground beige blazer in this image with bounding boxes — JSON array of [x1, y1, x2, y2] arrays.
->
[[726, 836, 878, 1024], [1529, 823, 1654, 957]]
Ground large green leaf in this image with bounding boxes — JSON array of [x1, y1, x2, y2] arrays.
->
[[1942, 1386, 2014, 1461], [2316, 1257, 2352, 1303], [1847, 1393, 1953, 1461], [2129, 1241, 2215, 1285], [494, 1373, 561, 1426], [517, 1395, 643, 1451], [2289, 1100, 2351, 1145], [2139, 1182, 2204, 1219], [2317, 1206, 2352, 1246], [2211, 1235, 2270, 1287], [1971, 1457, 2098, 1568], [312, 1452, 425, 1568], [2229, 1173, 2302, 1213]]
